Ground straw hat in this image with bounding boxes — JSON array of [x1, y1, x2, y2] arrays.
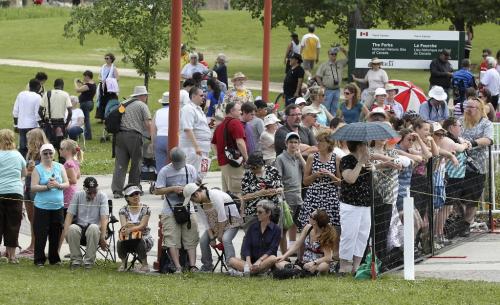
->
[[130, 85, 149, 97], [231, 72, 247, 82], [158, 91, 170, 104], [368, 57, 383, 66]]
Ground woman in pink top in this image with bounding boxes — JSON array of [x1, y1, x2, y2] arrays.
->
[[60, 139, 82, 211]]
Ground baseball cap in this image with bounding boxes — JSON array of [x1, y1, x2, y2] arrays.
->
[[170, 147, 186, 170], [294, 97, 307, 105], [374, 87, 387, 96], [182, 183, 199, 206], [83, 177, 98, 189], [39, 143, 55, 155], [285, 132, 300, 142]]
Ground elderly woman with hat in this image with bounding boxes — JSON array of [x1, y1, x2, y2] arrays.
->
[[419, 86, 450, 123], [259, 113, 280, 165], [117, 184, 154, 272], [223, 72, 254, 106], [67, 96, 85, 141], [30, 143, 70, 266], [152, 91, 170, 171], [181, 52, 208, 80], [351, 57, 389, 110], [384, 83, 404, 118]]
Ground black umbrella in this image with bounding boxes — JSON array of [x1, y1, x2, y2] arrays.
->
[[330, 122, 399, 141]]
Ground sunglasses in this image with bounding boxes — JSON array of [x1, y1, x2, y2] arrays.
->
[[129, 191, 141, 197], [42, 151, 54, 156], [104, 57, 111, 60], [344, 91, 351, 95]]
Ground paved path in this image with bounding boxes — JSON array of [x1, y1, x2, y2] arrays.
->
[[0, 58, 283, 93]]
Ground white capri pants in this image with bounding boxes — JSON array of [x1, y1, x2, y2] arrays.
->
[[339, 202, 371, 260]]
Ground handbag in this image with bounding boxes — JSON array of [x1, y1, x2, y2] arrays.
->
[[464, 149, 480, 174], [119, 227, 143, 241], [281, 199, 294, 230], [223, 118, 243, 167]]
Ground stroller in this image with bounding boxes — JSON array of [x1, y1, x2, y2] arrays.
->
[[140, 134, 157, 194]]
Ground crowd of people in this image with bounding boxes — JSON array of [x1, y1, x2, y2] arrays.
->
[[1, 41, 499, 278]]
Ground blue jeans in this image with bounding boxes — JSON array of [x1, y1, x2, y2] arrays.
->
[[68, 126, 83, 140], [200, 227, 239, 269], [323, 89, 340, 117], [79, 100, 93, 140], [154, 135, 168, 171]]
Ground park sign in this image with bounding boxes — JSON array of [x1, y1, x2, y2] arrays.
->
[[348, 29, 465, 71]]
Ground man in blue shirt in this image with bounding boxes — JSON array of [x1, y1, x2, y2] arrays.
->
[[452, 59, 477, 105], [419, 86, 449, 123], [228, 200, 280, 276]]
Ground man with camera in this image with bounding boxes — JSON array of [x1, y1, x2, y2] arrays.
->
[[155, 148, 200, 273], [62, 177, 109, 269], [315, 46, 348, 116], [180, 86, 212, 176]]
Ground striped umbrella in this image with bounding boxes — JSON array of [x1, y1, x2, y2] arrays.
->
[[388, 80, 427, 112]]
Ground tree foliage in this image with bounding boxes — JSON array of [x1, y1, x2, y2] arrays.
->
[[230, 0, 497, 43], [230, 0, 433, 43], [64, 0, 203, 88]]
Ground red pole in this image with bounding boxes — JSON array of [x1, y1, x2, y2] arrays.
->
[[262, 0, 272, 102], [155, 0, 182, 271], [168, 0, 182, 150]]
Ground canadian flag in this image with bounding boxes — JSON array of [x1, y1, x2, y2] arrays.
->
[[360, 31, 368, 36]]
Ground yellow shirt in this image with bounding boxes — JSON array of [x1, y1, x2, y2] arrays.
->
[[300, 33, 321, 60]]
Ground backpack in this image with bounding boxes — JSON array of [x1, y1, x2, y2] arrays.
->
[[105, 99, 135, 134]]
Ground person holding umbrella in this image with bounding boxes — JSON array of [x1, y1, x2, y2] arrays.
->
[[331, 122, 399, 275]]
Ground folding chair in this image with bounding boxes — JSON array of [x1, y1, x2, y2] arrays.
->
[[79, 201, 118, 265], [211, 242, 228, 273], [120, 240, 142, 271]]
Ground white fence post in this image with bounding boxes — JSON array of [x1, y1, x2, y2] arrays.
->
[[404, 187, 415, 281]]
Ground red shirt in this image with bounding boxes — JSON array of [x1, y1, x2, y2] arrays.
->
[[212, 117, 246, 166], [480, 61, 488, 72]]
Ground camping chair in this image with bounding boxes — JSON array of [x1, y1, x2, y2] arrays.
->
[[211, 242, 228, 273], [120, 239, 142, 271], [76, 126, 86, 151], [80, 201, 118, 264]]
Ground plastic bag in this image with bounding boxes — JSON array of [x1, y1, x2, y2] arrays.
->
[[281, 200, 294, 230], [354, 251, 381, 280]]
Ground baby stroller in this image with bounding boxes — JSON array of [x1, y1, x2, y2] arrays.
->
[[140, 135, 157, 194]]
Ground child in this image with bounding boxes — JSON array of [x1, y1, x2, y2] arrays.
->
[[259, 113, 280, 165], [60, 139, 83, 213], [275, 132, 306, 252]]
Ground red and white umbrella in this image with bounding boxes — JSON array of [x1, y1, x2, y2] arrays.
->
[[388, 80, 427, 112]]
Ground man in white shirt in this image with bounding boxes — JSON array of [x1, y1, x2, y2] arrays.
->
[[481, 57, 500, 110], [39, 79, 73, 160], [13, 79, 42, 157], [181, 53, 208, 80], [180, 79, 195, 109], [180, 86, 212, 175]]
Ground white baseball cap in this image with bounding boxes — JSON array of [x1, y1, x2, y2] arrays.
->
[[183, 183, 199, 206]]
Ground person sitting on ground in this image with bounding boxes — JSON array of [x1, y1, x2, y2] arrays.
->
[[228, 200, 280, 276], [62, 177, 108, 269], [276, 209, 337, 274], [117, 184, 154, 273], [183, 183, 242, 272]]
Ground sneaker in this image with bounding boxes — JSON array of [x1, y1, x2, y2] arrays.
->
[[64, 253, 71, 259], [440, 236, 452, 246], [70, 263, 81, 270], [113, 192, 124, 199], [189, 266, 199, 273], [84, 264, 93, 270], [36, 263, 44, 268], [227, 268, 244, 277], [117, 264, 126, 272], [174, 267, 183, 274], [199, 265, 214, 273]]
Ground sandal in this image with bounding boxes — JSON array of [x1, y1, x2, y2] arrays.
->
[[117, 264, 126, 272], [8, 258, 19, 264]]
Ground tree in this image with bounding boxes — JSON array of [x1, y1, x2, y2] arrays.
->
[[64, 0, 204, 88], [230, 0, 433, 43], [435, 0, 498, 31]]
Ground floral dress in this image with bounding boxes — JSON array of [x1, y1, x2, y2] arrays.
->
[[299, 152, 340, 228], [119, 205, 154, 252], [241, 165, 283, 217]]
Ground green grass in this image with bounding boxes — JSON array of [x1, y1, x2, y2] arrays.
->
[[0, 260, 499, 305], [0, 7, 499, 86]]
